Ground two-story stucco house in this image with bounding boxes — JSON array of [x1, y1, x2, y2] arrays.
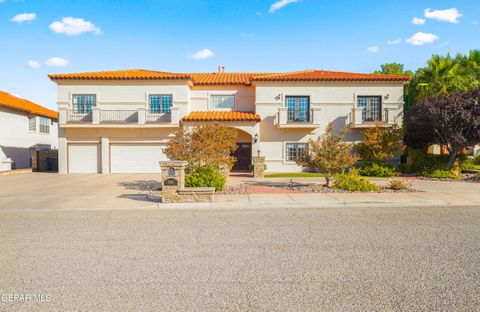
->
[[0, 90, 58, 171], [48, 69, 410, 174]]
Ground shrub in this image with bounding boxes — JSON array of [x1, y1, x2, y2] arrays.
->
[[401, 149, 450, 174], [461, 158, 476, 171], [185, 166, 226, 191], [356, 161, 397, 177], [332, 169, 380, 192], [421, 169, 459, 179], [386, 179, 411, 191], [296, 123, 357, 187], [474, 154, 480, 165]]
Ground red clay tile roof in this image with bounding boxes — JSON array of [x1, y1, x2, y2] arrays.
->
[[48, 69, 410, 84], [182, 111, 261, 122], [252, 70, 411, 82], [189, 73, 271, 85], [0, 90, 58, 120], [48, 69, 191, 81]]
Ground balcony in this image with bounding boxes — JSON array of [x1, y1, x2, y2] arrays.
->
[[349, 107, 395, 128], [59, 107, 180, 127], [277, 107, 321, 128]]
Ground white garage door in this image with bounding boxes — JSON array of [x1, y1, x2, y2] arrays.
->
[[110, 144, 167, 173], [68, 144, 100, 173]]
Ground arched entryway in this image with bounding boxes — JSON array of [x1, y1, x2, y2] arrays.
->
[[232, 128, 253, 171]]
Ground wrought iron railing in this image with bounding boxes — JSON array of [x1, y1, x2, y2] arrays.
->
[[361, 108, 388, 123], [100, 110, 138, 123], [287, 109, 312, 122], [146, 111, 171, 123]]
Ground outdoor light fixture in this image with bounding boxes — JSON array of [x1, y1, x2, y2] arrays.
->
[[257, 149, 261, 157], [253, 133, 258, 143], [384, 94, 390, 100]]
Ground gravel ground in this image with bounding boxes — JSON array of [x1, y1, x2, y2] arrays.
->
[[1, 205, 480, 311]]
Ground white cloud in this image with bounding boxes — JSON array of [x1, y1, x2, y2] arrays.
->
[[473, 21, 479, 25], [11, 13, 37, 23], [0, 0, 6, 3], [46, 57, 70, 67], [269, 0, 299, 13], [387, 38, 401, 45], [49, 17, 102, 36], [27, 60, 40, 69], [412, 17, 426, 25], [406, 32, 439, 46], [241, 33, 255, 37], [187, 49, 214, 61], [367, 46, 379, 53], [424, 8, 462, 24]]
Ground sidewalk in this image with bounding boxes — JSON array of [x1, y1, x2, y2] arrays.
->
[[159, 189, 480, 209]]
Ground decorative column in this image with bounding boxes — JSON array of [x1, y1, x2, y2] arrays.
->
[[58, 128, 68, 174], [252, 156, 265, 178], [101, 137, 110, 174], [159, 161, 188, 203]]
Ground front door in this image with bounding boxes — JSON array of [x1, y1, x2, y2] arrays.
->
[[232, 143, 252, 171]]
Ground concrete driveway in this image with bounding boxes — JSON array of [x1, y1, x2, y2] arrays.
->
[[0, 173, 161, 210]]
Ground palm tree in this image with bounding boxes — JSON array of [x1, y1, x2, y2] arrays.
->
[[409, 52, 479, 102]]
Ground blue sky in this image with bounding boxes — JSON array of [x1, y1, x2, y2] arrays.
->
[[0, 0, 479, 109]]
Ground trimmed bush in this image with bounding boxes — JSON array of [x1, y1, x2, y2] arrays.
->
[[185, 165, 226, 191], [332, 169, 380, 192], [401, 149, 450, 174], [422, 169, 459, 179], [356, 161, 397, 177], [461, 158, 476, 171], [386, 179, 411, 191], [474, 154, 480, 165]]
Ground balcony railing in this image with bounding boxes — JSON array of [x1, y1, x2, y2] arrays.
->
[[278, 107, 321, 128], [60, 107, 180, 126], [349, 107, 393, 128], [146, 111, 171, 123], [101, 110, 138, 123], [66, 110, 92, 122], [287, 109, 312, 122]]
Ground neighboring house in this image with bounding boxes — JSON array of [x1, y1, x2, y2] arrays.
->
[[0, 90, 58, 170], [48, 69, 410, 174]]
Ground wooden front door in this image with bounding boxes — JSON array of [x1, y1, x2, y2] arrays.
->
[[232, 143, 252, 171]]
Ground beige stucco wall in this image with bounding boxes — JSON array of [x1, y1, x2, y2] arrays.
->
[[189, 86, 255, 113], [55, 79, 406, 173], [255, 81, 405, 172]]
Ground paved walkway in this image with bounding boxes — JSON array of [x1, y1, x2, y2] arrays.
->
[[0, 173, 479, 211]]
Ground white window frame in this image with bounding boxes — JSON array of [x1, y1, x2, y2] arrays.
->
[[39, 117, 50, 134], [209, 94, 235, 110], [28, 116, 37, 133], [284, 142, 308, 163]]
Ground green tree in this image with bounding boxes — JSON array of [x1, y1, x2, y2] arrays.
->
[[408, 52, 480, 103], [354, 122, 403, 162], [165, 124, 238, 171], [374, 63, 413, 76], [296, 123, 357, 187]]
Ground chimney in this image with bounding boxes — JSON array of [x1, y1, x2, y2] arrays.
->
[[222, 66, 225, 73], [217, 66, 221, 74]]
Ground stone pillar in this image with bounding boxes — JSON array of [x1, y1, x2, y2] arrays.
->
[[159, 161, 188, 203], [101, 137, 110, 174], [252, 156, 265, 178]]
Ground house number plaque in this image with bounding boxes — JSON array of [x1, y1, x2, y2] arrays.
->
[[164, 178, 178, 186]]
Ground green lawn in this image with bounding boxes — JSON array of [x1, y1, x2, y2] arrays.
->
[[265, 172, 325, 178]]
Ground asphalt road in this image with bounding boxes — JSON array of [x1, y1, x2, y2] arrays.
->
[[1, 205, 480, 311]]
